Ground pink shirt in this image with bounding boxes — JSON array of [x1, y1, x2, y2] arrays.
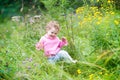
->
[[36, 34, 68, 57]]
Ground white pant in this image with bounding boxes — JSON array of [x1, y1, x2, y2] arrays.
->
[[48, 50, 74, 64]]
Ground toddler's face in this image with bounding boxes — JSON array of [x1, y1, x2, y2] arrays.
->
[[47, 28, 58, 37]]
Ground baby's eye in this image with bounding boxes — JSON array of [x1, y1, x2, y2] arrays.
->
[[51, 32, 54, 34]]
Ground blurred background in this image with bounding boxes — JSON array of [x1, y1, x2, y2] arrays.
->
[[0, 0, 120, 80]]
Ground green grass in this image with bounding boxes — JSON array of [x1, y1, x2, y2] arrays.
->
[[0, 4, 120, 80]]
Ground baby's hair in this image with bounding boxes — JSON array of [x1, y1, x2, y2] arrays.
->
[[46, 21, 60, 32]]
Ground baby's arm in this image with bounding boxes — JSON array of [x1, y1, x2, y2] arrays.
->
[[36, 37, 44, 50], [36, 42, 43, 50], [58, 37, 68, 48]]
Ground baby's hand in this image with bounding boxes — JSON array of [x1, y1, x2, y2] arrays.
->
[[36, 42, 43, 50], [61, 37, 67, 42]]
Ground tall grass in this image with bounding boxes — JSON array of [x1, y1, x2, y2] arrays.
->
[[0, 0, 120, 80]]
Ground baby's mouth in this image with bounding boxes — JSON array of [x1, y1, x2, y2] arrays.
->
[[50, 35, 55, 37]]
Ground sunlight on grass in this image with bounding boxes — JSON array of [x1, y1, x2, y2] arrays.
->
[[0, 0, 120, 79]]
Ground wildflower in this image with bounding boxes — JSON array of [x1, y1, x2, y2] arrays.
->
[[27, 66, 31, 69], [106, 12, 108, 14], [94, 12, 102, 17], [34, 63, 37, 67], [76, 8, 80, 14], [83, 18, 87, 21], [107, 0, 111, 3], [98, 17, 102, 20], [90, 7, 98, 10], [76, 7, 84, 14], [96, 21, 101, 25], [88, 17, 92, 21], [29, 58, 33, 62], [95, 12, 101, 15], [114, 20, 119, 25], [77, 69, 82, 74], [110, 11, 115, 15], [89, 74, 94, 80], [105, 73, 108, 76]]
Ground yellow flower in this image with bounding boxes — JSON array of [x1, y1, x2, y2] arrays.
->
[[89, 74, 94, 80], [76, 9, 80, 14], [94, 11, 101, 17], [77, 69, 82, 74], [90, 7, 98, 10], [88, 17, 92, 21], [76, 7, 84, 14], [96, 12, 101, 15], [83, 18, 87, 21], [96, 21, 101, 25], [108, 0, 114, 3], [110, 11, 115, 15], [114, 20, 119, 25], [98, 17, 102, 20], [106, 12, 109, 14], [105, 73, 108, 76], [107, 0, 111, 3]]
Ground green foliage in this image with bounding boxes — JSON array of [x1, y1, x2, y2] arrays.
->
[[0, 0, 120, 80]]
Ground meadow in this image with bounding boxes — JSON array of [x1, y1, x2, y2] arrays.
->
[[0, 0, 120, 80]]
